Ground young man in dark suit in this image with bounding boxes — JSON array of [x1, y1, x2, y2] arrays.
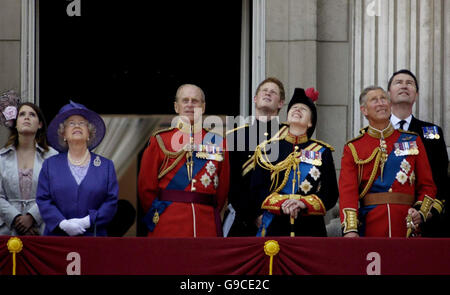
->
[[224, 77, 286, 236], [388, 69, 449, 237]]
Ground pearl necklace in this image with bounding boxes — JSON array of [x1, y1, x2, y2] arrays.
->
[[68, 149, 90, 166]]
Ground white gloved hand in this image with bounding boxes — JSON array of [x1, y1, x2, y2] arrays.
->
[[59, 219, 86, 236], [69, 215, 91, 229]]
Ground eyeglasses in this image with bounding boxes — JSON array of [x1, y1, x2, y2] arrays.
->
[[65, 120, 88, 127]]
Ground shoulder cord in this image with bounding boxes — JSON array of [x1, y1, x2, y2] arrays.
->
[[347, 142, 381, 198], [156, 134, 187, 179]]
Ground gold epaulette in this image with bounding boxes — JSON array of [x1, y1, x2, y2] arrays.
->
[[225, 124, 248, 136], [346, 133, 365, 145], [433, 199, 444, 215], [204, 127, 225, 138], [155, 133, 186, 179], [398, 129, 419, 136], [271, 125, 289, 141], [242, 154, 256, 177], [310, 139, 335, 152], [152, 127, 175, 137]]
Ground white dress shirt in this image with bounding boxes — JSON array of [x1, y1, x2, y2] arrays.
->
[[390, 114, 412, 131]]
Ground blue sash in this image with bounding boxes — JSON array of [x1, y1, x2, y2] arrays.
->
[[280, 161, 314, 195], [256, 211, 274, 237], [143, 199, 172, 232], [145, 133, 224, 231], [257, 146, 325, 236], [166, 133, 223, 190], [370, 133, 417, 193], [359, 133, 417, 234]]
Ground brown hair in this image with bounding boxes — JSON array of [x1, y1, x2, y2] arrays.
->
[[4, 102, 50, 153], [255, 77, 286, 103]]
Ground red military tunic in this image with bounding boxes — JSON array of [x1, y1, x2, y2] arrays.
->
[[339, 124, 436, 237], [138, 121, 229, 237]]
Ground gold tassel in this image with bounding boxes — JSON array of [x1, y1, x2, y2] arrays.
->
[[7, 237, 23, 275], [264, 240, 280, 275]]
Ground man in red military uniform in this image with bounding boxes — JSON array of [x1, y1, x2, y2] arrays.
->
[[138, 84, 229, 237], [339, 86, 436, 237]]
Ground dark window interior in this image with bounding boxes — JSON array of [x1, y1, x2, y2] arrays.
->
[[38, 1, 242, 123]]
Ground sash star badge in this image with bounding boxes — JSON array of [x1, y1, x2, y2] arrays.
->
[[309, 166, 321, 181], [300, 179, 312, 194], [400, 159, 411, 174], [396, 171, 408, 185], [206, 161, 216, 176], [200, 173, 211, 188]]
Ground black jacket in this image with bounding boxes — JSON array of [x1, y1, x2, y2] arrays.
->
[[408, 116, 449, 236], [226, 118, 286, 236], [250, 135, 339, 237]]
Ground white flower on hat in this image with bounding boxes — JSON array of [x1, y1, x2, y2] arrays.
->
[[2, 106, 17, 121]]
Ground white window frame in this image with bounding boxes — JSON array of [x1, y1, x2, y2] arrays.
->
[[20, 0, 36, 103], [241, 0, 266, 118]]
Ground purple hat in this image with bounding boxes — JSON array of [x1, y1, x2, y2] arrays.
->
[[47, 100, 106, 152]]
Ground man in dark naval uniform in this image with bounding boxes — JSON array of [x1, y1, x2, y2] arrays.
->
[[224, 77, 287, 236], [251, 88, 339, 237], [388, 69, 449, 237]]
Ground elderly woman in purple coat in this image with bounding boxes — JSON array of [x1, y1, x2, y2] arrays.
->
[[36, 101, 118, 236]]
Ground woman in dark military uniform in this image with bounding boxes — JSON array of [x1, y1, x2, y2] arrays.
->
[[251, 88, 339, 237]]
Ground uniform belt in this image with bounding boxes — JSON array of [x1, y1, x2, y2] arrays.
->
[[159, 189, 216, 206], [158, 189, 222, 237], [362, 192, 415, 206]]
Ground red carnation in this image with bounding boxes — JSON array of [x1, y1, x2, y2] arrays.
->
[[305, 87, 319, 102]]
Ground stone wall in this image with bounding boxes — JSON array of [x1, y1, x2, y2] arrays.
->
[[266, 0, 351, 174], [0, 0, 22, 146]]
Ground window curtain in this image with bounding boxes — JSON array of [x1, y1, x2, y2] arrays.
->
[[93, 115, 166, 179]]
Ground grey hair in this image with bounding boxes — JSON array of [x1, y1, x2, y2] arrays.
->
[[57, 121, 97, 150], [175, 84, 205, 102], [359, 86, 388, 106]]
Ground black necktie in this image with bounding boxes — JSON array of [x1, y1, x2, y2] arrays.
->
[[399, 120, 406, 130]]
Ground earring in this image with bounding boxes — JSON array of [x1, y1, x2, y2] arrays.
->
[[64, 138, 67, 142]]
